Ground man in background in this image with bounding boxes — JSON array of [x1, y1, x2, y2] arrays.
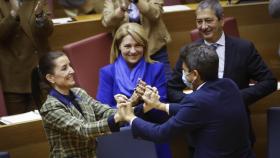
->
[[167, 0, 277, 152], [0, 0, 53, 115]]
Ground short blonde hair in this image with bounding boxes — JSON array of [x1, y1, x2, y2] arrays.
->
[[110, 23, 154, 63]]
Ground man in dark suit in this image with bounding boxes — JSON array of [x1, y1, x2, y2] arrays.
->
[[168, 0, 277, 148], [168, 0, 277, 106], [117, 43, 255, 158]]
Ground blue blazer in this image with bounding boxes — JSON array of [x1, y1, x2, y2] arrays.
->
[[168, 35, 277, 105], [132, 78, 255, 158], [97, 62, 172, 158], [97, 62, 167, 107]]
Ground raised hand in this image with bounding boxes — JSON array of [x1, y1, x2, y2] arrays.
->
[[115, 0, 129, 18], [118, 0, 129, 11], [34, 0, 46, 17]]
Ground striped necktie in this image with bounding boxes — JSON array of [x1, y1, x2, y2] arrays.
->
[[211, 43, 220, 50]]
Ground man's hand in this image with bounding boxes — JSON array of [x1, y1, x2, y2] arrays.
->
[[34, 0, 46, 17], [117, 102, 135, 122], [115, 0, 129, 18], [142, 86, 165, 111]]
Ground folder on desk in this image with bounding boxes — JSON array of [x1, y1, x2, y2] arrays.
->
[[96, 129, 157, 158]]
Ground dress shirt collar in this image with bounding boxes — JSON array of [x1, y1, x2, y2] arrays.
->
[[49, 88, 81, 107], [204, 32, 225, 47], [197, 82, 206, 90]]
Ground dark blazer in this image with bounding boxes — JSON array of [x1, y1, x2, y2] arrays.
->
[[168, 35, 277, 106], [132, 78, 255, 158]]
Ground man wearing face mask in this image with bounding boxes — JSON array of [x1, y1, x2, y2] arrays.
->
[[168, 0, 277, 105], [117, 43, 255, 158], [0, 0, 53, 115], [168, 0, 277, 147]]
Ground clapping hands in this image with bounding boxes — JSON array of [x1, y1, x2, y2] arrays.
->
[[34, 0, 47, 17]]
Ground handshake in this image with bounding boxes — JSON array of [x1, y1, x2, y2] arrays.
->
[[113, 79, 167, 123]]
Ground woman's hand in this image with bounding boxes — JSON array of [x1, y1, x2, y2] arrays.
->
[[129, 79, 146, 106]]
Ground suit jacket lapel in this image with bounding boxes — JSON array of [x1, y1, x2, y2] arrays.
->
[[19, 0, 37, 46], [223, 35, 235, 78]]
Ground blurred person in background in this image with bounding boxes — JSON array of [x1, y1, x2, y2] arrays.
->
[[0, 0, 53, 115], [58, 0, 105, 17]]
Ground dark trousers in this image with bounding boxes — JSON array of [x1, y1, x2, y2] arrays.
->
[[4, 92, 36, 115]]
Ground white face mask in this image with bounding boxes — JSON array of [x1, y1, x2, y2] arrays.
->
[[182, 70, 193, 89]]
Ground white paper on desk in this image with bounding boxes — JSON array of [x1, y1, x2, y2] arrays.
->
[[0, 110, 41, 125], [52, 17, 73, 24], [163, 5, 191, 13]]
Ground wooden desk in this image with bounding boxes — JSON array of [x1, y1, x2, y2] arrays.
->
[[0, 120, 49, 158]]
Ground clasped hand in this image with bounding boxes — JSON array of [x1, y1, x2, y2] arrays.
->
[[114, 80, 162, 122]]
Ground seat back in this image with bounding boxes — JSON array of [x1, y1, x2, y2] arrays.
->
[[190, 17, 240, 41], [63, 33, 112, 97], [0, 84, 7, 116], [267, 106, 280, 158], [96, 129, 157, 158]]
